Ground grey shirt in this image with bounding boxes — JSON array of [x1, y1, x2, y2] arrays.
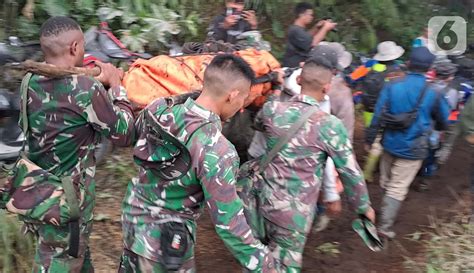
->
[[282, 25, 313, 67]]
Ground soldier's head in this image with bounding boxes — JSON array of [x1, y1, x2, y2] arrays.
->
[[298, 56, 333, 101], [199, 54, 255, 120], [40, 16, 84, 67]]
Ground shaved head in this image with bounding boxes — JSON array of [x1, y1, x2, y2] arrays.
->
[[203, 54, 255, 97], [300, 56, 333, 92], [40, 16, 84, 67], [197, 54, 255, 121]]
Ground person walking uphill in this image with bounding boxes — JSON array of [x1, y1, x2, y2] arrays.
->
[[365, 47, 450, 239], [9, 16, 135, 272], [241, 57, 374, 273], [361, 41, 405, 183], [120, 55, 275, 273]]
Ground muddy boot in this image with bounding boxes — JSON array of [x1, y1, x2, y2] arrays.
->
[[378, 196, 402, 239], [313, 214, 331, 233], [363, 153, 380, 183], [415, 178, 430, 192]]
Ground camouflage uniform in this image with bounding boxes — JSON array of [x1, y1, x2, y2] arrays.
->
[[21, 74, 135, 272], [120, 98, 274, 273], [243, 94, 370, 273]]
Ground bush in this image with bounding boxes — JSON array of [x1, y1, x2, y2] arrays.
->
[[0, 211, 35, 273]]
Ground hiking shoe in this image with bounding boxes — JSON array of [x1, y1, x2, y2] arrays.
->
[[313, 214, 331, 233], [378, 229, 396, 239], [415, 179, 430, 192]]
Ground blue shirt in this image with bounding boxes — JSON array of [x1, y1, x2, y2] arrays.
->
[[366, 73, 450, 159]]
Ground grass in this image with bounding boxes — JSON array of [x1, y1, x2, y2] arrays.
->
[[0, 211, 35, 273], [102, 150, 138, 186], [403, 188, 474, 273]]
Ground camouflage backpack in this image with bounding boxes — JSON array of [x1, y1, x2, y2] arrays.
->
[[0, 73, 81, 256]]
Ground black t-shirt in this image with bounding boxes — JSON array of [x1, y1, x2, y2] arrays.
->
[[208, 14, 252, 44], [282, 25, 313, 67]]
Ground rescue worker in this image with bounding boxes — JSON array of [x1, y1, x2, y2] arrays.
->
[[22, 16, 135, 272], [247, 56, 375, 272], [417, 59, 458, 191], [361, 41, 405, 182], [365, 47, 450, 239], [120, 54, 275, 272]]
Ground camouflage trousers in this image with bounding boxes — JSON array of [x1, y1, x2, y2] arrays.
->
[[264, 220, 307, 273], [31, 221, 94, 273]]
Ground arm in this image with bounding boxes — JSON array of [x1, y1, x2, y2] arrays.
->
[[310, 21, 337, 47], [84, 78, 135, 147], [365, 84, 389, 145], [208, 15, 228, 42], [199, 140, 273, 272], [322, 158, 341, 203], [432, 92, 450, 131], [321, 117, 371, 214]]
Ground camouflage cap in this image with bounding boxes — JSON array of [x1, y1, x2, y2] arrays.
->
[[133, 109, 192, 181], [352, 216, 384, 252]]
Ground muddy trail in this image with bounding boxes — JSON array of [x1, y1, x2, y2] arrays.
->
[[89, 121, 471, 273]]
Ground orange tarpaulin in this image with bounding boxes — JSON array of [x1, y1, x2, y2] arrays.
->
[[123, 49, 281, 108]]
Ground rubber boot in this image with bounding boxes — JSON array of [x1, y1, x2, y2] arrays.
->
[[378, 195, 402, 239], [363, 153, 380, 183]]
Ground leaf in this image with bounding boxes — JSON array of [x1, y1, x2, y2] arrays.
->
[[93, 213, 111, 222], [76, 0, 95, 12], [42, 0, 71, 16], [410, 231, 422, 241], [427, 264, 441, 273], [97, 7, 123, 21], [271, 21, 285, 39]]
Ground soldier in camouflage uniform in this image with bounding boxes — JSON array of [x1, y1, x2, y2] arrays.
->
[[21, 17, 135, 272], [243, 57, 375, 272], [120, 55, 275, 272]]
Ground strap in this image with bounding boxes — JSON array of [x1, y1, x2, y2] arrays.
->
[[386, 83, 429, 112], [62, 176, 81, 258], [259, 105, 319, 171], [20, 73, 33, 136], [414, 84, 429, 110]]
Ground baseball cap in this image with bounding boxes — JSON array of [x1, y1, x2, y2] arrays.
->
[[309, 45, 340, 70], [409, 47, 436, 69]]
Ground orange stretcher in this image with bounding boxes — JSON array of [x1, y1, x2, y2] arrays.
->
[[123, 49, 281, 108]]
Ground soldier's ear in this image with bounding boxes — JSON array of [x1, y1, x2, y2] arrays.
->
[[296, 75, 302, 86], [70, 40, 79, 57], [228, 89, 240, 102]]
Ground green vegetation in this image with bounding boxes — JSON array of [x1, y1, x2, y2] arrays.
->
[[1, 0, 472, 58], [0, 211, 36, 273]]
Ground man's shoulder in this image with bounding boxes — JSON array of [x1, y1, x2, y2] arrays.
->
[[192, 123, 238, 163]]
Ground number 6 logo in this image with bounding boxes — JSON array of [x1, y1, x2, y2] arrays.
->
[[428, 16, 467, 56]]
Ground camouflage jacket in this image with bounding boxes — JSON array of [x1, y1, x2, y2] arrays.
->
[[256, 94, 370, 234], [21, 74, 135, 222], [122, 98, 273, 272]]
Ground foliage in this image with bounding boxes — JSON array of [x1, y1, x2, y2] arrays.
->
[[0, 0, 472, 58], [0, 211, 35, 273]]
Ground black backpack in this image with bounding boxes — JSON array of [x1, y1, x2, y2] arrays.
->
[[361, 70, 387, 112]]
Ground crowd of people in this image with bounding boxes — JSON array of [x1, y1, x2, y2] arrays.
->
[[1, 1, 473, 273]]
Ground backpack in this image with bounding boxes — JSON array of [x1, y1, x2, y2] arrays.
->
[[361, 70, 387, 112]]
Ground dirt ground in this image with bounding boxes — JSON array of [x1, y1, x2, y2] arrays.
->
[[88, 120, 472, 273]]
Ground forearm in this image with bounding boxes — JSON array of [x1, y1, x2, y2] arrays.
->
[[90, 86, 135, 147], [311, 29, 329, 47]]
